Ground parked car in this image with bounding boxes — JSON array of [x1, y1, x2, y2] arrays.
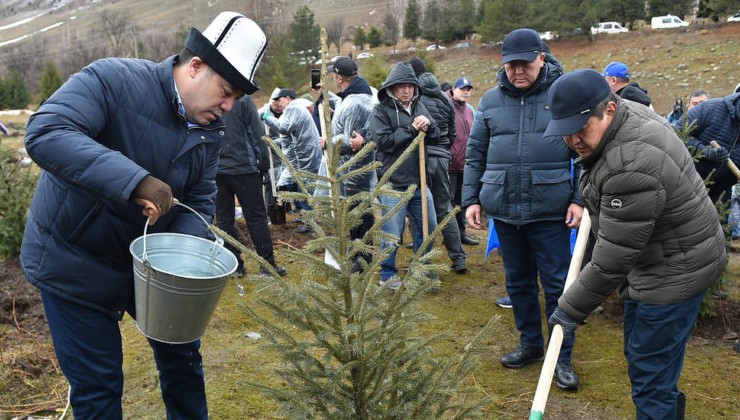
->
[[425, 44, 446, 51], [538, 31, 557, 41], [729, 12, 740, 22], [453, 42, 470, 49], [356, 52, 373, 59], [590, 22, 629, 35], [651, 15, 689, 29]]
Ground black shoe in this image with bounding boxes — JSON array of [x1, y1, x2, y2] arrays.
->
[[501, 345, 544, 368], [293, 224, 312, 234], [260, 265, 287, 277], [554, 362, 580, 390], [452, 259, 467, 274], [235, 267, 246, 277], [461, 234, 479, 246]]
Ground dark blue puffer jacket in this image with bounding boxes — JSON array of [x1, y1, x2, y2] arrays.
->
[[462, 59, 581, 225], [677, 92, 740, 201], [21, 56, 228, 320]]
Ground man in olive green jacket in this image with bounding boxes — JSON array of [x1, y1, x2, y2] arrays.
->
[[545, 69, 726, 420]]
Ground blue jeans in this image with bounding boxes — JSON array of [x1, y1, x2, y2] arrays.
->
[[379, 187, 437, 282], [495, 220, 575, 362], [41, 291, 208, 419], [624, 291, 705, 420], [279, 183, 312, 211]]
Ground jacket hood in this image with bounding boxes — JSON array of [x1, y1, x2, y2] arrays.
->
[[338, 76, 373, 99], [378, 62, 419, 102], [725, 92, 740, 119], [497, 53, 563, 97]]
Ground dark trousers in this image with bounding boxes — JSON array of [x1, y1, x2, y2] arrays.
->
[[624, 291, 704, 420], [347, 187, 374, 271], [216, 173, 276, 271], [495, 220, 575, 362], [449, 171, 466, 235], [41, 290, 207, 419], [427, 156, 465, 264]]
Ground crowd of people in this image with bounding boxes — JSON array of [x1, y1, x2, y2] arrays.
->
[[18, 9, 737, 418]]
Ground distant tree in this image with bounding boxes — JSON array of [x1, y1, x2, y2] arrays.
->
[[97, 10, 137, 56], [361, 54, 390, 88], [478, 0, 535, 43], [353, 26, 367, 50], [289, 5, 321, 68], [0, 71, 32, 109], [2, 37, 48, 94], [257, 33, 306, 94], [441, 0, 477, 42], [422, 0, 444, 45], [39, 59, 63, 104], [696, 0, 718, 19], [608, 0, 645, 27], [403, 0, 422, 41], [648, 0, 694, 17], [382, 10, 400, 50], [326, 16, 346, 55], [367, 26, 384, 48], [707, 0, 738, 17], [540, 0, 600, 39]]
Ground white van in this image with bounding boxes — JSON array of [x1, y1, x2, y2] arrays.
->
[[651, 15, 689, 29], [590, 22, 629, 35]]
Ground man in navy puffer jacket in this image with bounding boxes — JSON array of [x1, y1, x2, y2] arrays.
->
[[21, 12, 267, 418], [462, 28, 584, 390]]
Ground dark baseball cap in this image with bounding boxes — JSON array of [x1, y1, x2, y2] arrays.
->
[[544, 69, 612, 137], [271, 88, 296, 100], [502, 28, 543, 64], [328, 57, 358, 77], [454, 77, 473, 89]]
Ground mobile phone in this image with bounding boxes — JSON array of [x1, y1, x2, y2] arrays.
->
[[311, 69, 321, 89]]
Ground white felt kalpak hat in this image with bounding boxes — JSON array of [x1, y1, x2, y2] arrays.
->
[[185, 12, 267, 95]]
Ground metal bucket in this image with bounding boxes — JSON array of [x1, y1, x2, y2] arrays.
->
[[129, 203, 237, 344]]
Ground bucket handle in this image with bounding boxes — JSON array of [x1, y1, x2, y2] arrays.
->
[[141, 201, 223, 263]]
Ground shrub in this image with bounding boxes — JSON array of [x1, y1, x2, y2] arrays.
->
[[0, 143, 38, 257]]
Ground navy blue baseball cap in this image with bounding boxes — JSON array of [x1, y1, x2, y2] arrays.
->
[[502, 28, 543, 64], [454, 77, 473, 89], [544, 69, 612, 137]]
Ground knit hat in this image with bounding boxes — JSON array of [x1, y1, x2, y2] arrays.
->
[[408, 57, 427, 77], [502, 28, 543, 64], [185, 12, 267, 95], [544, 69, 612, 136], [272, 89, 296, 100]]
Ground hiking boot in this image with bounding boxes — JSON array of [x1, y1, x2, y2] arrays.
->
[[554, 362, 580, 390], [501, 345, 544, 368], [293, 224, 312, 234], [235, 267, 247, 277], [461, 234, 479, 246], [260, 265, 287, 277], [496, 296, 513, 309]]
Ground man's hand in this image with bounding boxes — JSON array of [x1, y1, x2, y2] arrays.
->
[[350, 131, 364, 152], [548, 307, 581, 339], [412, 116, 430, 132], [132, 175, 174, 224], [565, 203, 584, 228], [704, 145, 729, 163], [319, 135, 327, 149], [465, 204, 484, 230]]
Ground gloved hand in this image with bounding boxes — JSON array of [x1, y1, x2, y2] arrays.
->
[[262, 109, 271, 121], [548, 307, 581, 340], [704, 145, 729, 163], [132, 175, 174, 220]]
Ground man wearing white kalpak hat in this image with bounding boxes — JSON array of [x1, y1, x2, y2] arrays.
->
[[545, 69, 726, 419], [21, 12, 267, 418]]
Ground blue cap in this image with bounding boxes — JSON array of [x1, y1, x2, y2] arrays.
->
[[544, 69, 612, 137], [454, 77, 473, 89], [502, 28, 543, 64], [603, 61, 630, 79]]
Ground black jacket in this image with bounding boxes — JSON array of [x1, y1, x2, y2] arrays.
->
[[219, 95, 269, 175], [417, 72, 456, 158], [616, 82, 652, 107], [371, 62, 440, 189]]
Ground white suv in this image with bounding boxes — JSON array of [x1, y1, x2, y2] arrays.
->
[[590, 22, 629, 35]]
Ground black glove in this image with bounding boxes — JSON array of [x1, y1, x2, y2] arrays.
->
[[548, 307, 581, 340], [132, 175, 174, 216], [704, 145, 729, 163]]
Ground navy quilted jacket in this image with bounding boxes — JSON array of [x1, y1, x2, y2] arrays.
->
[[21, 56, 228, 319]]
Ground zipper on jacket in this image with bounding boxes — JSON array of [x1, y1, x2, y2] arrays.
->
[[516, 96, 525, 226]]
